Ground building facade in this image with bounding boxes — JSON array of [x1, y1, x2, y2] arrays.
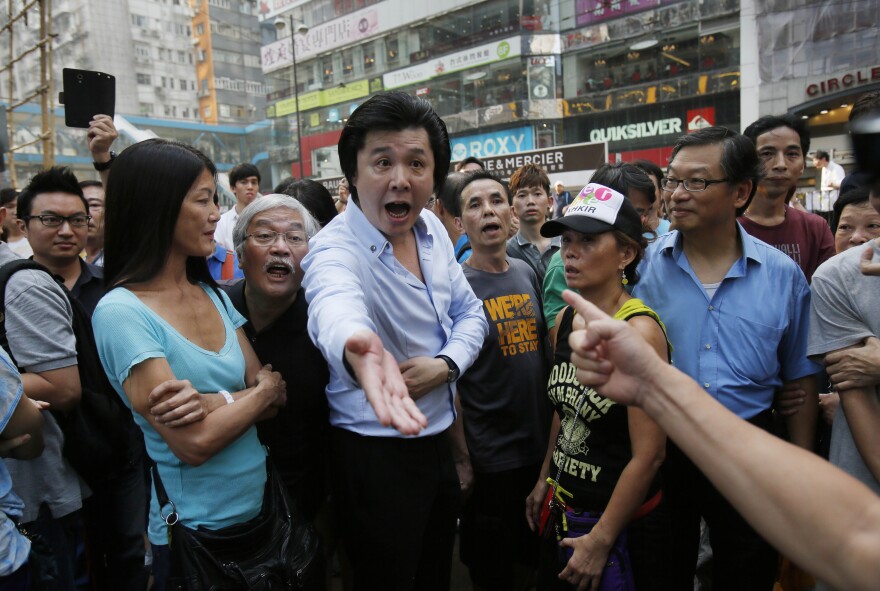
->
[[260, 0, 745, 185]]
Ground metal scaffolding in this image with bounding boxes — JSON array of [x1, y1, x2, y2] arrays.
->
[[1, 0, 54, 188]]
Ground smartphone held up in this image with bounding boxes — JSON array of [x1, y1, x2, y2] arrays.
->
[[59, 68, 115, 128]]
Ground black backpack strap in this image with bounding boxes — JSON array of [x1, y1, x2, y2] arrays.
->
[[455, 239, 471, 262], [0, 259, 55, 365]]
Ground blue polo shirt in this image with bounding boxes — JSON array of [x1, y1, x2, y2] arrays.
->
[[634, 224, 819, 419]]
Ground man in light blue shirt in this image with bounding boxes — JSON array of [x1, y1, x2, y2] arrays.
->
[[634, 127, 819, 591], [302, 92, 487, 590]]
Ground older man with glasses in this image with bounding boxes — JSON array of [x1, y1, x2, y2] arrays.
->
[[222, 194, 331, 539], [634, 128, 819, 591]]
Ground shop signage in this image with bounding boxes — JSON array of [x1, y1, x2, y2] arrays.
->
[[477, 141, 607, 179], [480, 102, 519, 126], [383, 37, 522, 89], [274, 79, 371, 117], [805, 65, 880, 97], [450, 126, 534, 161], [589, 117, 682, 143], [261, 8, 380, 73], [686, 107, 715, 132]]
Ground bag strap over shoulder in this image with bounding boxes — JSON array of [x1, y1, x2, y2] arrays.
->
[[151, 462, 179, 526]]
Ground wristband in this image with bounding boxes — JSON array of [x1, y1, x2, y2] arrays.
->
[[219, 390, 234, 405], [93, 151, 116, 171]]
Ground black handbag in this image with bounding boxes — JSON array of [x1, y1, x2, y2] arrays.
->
[[152, 460, 321, 590]]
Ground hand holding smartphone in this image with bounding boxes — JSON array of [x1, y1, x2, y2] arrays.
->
[[60, 69, 115, 128]]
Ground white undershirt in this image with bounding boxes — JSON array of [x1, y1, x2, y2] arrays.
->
[[702, 281, 721, 300]]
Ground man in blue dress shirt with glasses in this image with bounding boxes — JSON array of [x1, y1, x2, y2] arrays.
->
[[633, 127, 819, 591]]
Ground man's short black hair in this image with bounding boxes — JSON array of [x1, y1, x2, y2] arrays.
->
[[456, 170, 510, 214], [814, 150, 830, 162], [281, 179, 338, 228], [79, 180, 103, 190], [228, 163, 261, 187], [437, 172, 468, 218], [18, 166, 87, 220], [743, 114, 811, 157], [669, 127, 763, 216], [0, 187, 18, 208], [338, 92, 451, 204], [455, 156, 485, 172]]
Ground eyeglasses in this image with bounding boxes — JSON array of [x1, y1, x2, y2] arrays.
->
[[23, 214, 91, 228], [660, 177, 729, 192], [246, 230, 307, 247]]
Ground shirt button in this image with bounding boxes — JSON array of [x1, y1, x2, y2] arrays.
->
[[705, 344, 711, 350], [370, 245, 377, 252], [708, 305, 714, 311], [703, 383, 710, 388]]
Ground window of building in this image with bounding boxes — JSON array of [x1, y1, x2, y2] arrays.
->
[[180, 78, 187, 90], [342, 49, 355, 77], [385, 37, 399, 64], [136, 73, 151, 85], [140, 102, 153, 115], [219, 104, 231, 117], [131, 14, 147, 28], [363, 44, 376, 71], [135, 44, 151, 60]]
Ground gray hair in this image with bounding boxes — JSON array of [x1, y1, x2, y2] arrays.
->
[[232, 193, 320, 259]]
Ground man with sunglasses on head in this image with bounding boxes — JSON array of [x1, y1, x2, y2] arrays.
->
[[633, 128, 819, 591]]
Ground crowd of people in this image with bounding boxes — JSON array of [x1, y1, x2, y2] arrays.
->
[[1, 89, 880, 591]]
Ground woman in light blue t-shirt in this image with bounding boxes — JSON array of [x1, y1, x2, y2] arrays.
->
[[92, 139, 286, 590]]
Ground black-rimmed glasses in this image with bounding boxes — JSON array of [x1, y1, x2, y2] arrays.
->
[[660, 177, 729, 192], [22, 214, 91, 228]]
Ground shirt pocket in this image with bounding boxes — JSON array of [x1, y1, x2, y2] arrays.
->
[[729, 316, 784, 384]]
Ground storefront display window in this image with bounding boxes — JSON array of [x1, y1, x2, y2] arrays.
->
[[562, 25, 740, 109]]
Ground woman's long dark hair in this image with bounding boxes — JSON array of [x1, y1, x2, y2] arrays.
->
[[103, 139, 218, 290]]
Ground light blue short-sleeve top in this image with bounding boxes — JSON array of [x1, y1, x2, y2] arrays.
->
[[93, 284, 266, 545]]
